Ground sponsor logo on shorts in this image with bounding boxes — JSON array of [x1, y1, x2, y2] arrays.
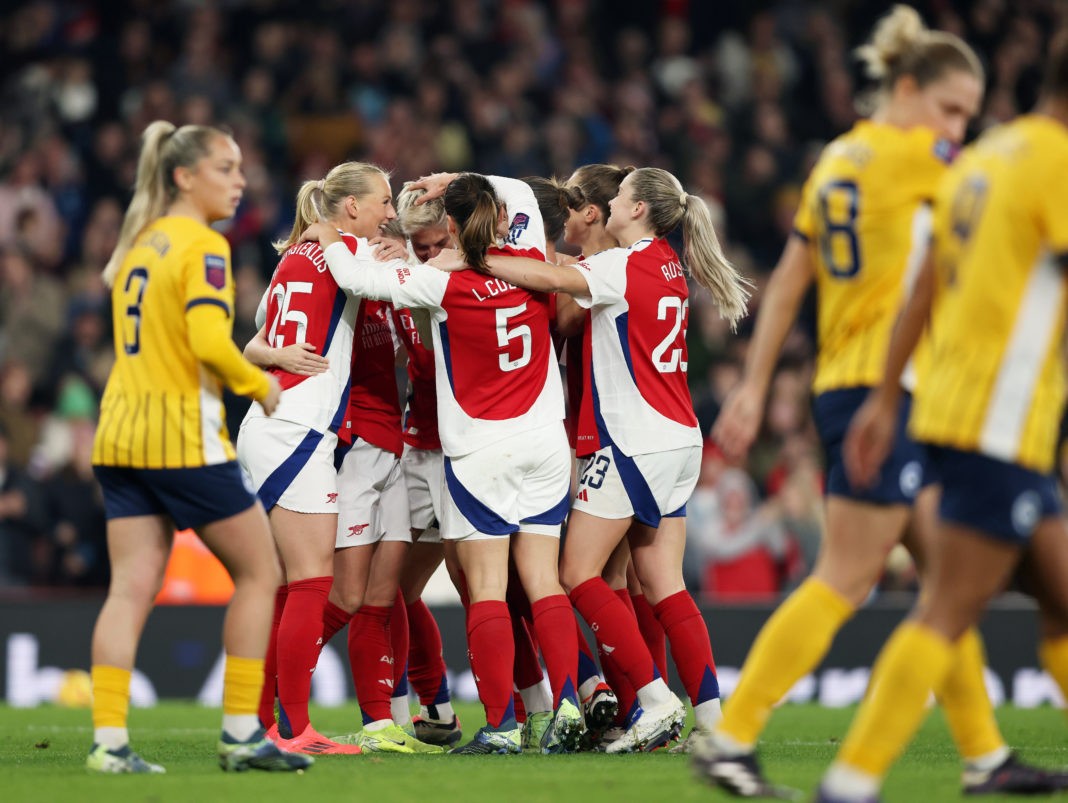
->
[[326, 492, 338, 503], [576, 489, 589, 502], [899, 461, 922, 498], [347, 523, 370, 537], [1011, 491, 1041, 536]]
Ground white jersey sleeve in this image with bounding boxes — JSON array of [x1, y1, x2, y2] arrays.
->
[[572, 247, 629, 309], [490, 175, 546, 255], [254, 288, 269, 329], [323, 240, 449, 311]]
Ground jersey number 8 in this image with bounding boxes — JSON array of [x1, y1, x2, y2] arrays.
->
[[818, 180, 861, 279]]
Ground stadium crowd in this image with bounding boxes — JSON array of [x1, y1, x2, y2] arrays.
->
[[0, 0, 1059, 596]]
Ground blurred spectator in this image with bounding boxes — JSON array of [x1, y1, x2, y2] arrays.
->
[[692, 467, 789, 602], [39, 411, 107, 587], [0, 421, 47, 586]]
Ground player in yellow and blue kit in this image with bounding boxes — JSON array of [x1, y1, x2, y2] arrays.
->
[[818, 35, 1068, 802], [87, 120, 309, 775], [696, 6, 1059, 798]]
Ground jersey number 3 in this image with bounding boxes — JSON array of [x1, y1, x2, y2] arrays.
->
[[818, 180, 861, 279], [122, 267, 149, 355]]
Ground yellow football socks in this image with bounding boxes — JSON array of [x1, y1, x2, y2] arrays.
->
[[717, 578, 853, 748], [91, 665, 131, 729], [1039, 635, 1068, 713], [223, 655, 265, 716], [838, 621, 953, 777], [939, 627, 1005, 762]]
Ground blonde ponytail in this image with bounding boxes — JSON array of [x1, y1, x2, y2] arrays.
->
[[103, 120, 229, 286], [680, 194, 750, 330], [856, 5, 982, 93], [628, 167, 751, 330], [274, 162, 390, 254]]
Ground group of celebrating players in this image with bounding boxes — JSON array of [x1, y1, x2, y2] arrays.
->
[[79, 3, 1068, 800]]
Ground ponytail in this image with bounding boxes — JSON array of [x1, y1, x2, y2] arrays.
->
[[680, 194, 750, 329], [628, 167, 751, 330], [443, 173, 501, 274], [274, 162, 390, 254], [105, 120, 226, 286], [856, 5, 983, 96]]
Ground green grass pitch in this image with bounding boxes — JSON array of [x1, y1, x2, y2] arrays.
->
[[3, 703, 1067, 802]]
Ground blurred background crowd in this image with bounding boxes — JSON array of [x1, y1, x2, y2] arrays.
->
[[0, 0, 1059, 598]]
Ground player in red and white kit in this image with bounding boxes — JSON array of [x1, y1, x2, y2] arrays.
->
[[312, 295, 442, 754], [302, 172, 584, 755], [237, 161, 397, 755], [478, 167, 750, 753], [390, 187, 463, 747]]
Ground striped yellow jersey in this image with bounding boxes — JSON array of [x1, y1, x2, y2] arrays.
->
[[911, 115, 1068, 473], [94, 216, 244, 468], [794, 121, 953, 394]]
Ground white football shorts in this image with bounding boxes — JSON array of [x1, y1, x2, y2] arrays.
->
[[572, 443, 700, 527], [401, 443, 445, 544], [237, 417, 340, 514], [335, 438, 412, 548], [442, 422, 571, 542]]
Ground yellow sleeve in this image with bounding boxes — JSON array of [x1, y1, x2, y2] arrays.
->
[[182, 228, 270, 401], [908, 129, 953, 203], [792, 174, 816, 241], [187, 303, 271, 401], [183, 228, 235, 317], [1040, 148, 1068, 256]]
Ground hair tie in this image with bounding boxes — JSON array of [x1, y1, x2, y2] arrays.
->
[[679, 192, 688, 208], [317, 179, 325, 192]]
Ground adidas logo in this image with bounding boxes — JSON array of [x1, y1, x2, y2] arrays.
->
[[379, 678, 394, 689], [576, 489, 589, 502], [601, 644, 616, 655], [303, 741, 333, 754]]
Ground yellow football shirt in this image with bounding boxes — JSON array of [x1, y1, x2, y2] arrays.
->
[[93, 216, 264, 468], [795, 121, 951, 394], [911, 115, 1068, 473]]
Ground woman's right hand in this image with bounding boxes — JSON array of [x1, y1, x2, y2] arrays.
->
[[261, 373, 282, 416], [273, 342, 329, 376], [843, 391, 898, 490], [712, 381, 765, 463], [300, 222, 338, 245], [409, 172, 458, 204]]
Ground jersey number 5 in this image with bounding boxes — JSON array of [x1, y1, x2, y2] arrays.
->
[[653, 296, 689, 373], [268, 281, 313, 348], [122, 267, 149, 355], [818, 180, 861, 279], [496, 304, 532, 372]]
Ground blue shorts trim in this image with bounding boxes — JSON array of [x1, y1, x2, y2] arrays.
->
[[813, 387, 927, 505], [524, 490, 571, 526], [609, 443, 662, 528], [93, 462, 257, 531], [928, 446, 1063, 542], [257, 429, 325, 512], [443, 457, 516, 536]]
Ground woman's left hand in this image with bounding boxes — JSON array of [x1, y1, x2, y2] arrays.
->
[[370, 234, 408, 262]]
